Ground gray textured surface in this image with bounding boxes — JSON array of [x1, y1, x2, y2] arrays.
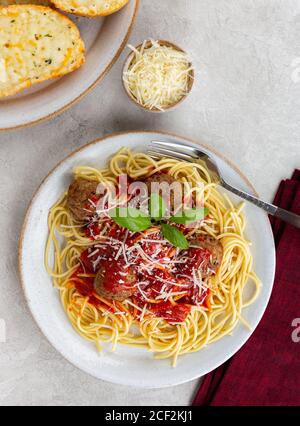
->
[[0, 0, 300, 406]]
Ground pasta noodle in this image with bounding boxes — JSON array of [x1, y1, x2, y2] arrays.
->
[[45, 148, 261, 366]]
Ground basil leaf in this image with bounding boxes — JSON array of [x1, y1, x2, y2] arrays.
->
[[149, 193, 167, 221], [169, 208, 209, 225], [110, 207, 152, 232], [161, 224, 189, 249]]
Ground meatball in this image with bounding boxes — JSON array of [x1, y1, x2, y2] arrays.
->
[[144, 172, 176, 189], [67, 178, 99, 222], [178, 235, 223, 278], [144, 172, 181, 213], [94, 259, 137, 302], [192, 235, 223, 273]]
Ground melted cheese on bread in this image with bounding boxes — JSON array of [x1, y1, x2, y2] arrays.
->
[[0, 5, 85, 98]]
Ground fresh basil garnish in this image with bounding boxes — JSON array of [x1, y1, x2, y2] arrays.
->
[[110, 207, 152, 232], [170, 208, 209, 225], [149, 193, 167, 221], [109, 204, 204, 248], [161, 224, 189, 249]]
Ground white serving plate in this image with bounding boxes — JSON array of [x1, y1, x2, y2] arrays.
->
[[0, 0, 139, 131], [19, 131, 276, 388]]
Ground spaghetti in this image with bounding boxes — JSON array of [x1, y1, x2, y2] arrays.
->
[[45, 148, 261, 366]]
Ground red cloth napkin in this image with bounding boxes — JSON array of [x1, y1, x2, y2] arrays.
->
[[193, 170, 300, 406]]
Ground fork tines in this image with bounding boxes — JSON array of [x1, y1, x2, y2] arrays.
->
[[148, 140, 198, 162]]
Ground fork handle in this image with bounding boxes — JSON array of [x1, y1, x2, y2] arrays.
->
[[221, 181, 300, 229]]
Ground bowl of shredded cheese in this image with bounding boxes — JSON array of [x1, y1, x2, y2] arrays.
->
[[122, 39, 195, 112]]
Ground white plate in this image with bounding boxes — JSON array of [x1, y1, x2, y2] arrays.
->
[[19, 131, 276, 388], [0, 1, 139, 131]]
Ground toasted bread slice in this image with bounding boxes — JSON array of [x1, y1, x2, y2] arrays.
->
[[50, 0, 129, 17], [0, 5, 85, 99], [0, 0, 50, 6]]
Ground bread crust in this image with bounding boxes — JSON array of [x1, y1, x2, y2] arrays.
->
[[50, 0, 129, 18], [0, 0, 50, 6]]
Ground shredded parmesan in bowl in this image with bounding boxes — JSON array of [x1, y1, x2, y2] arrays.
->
[[123, 39, 194, 112]]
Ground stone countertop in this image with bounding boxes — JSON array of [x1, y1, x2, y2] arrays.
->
[[0, 0, 299, 406]]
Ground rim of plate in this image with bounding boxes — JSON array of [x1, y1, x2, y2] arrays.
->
[[0, 0, 139, 133], [18, 131, 276, 387]]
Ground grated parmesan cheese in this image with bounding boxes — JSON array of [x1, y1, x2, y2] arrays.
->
[[123, 39, 194, 111]]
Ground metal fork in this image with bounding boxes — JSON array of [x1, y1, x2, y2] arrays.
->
[[148, 140, 300, 229]]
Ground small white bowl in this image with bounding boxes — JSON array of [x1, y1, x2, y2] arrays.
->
[[122, 40, 195, 113]]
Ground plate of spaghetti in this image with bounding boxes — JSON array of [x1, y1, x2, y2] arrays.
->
[[19, 132, 276, 387]]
